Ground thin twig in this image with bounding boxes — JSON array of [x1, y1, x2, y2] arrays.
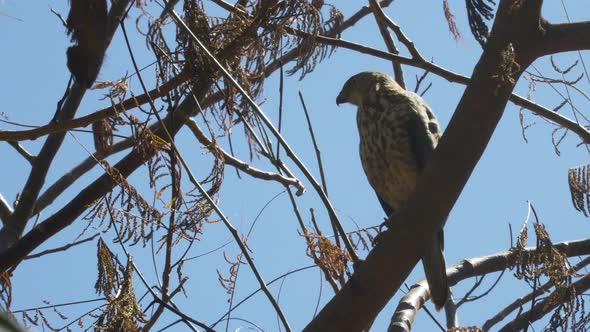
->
[[368, 0, 424, 61], [456, 275, 486, 307], [211, 265, 318, 328], [483, 256, 590, 330], [415, 70, 430, 93], [11, 297, 105, 314], [368, 0, 406, 88], [186, 118, 305, 193], [22, 233, 99, 260], [298, 91, 329, 196], [7, 141, 35, 164]]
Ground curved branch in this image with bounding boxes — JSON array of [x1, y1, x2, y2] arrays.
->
[[388, 239, 590, 331], [368, 0, 406, 88], [33, 137, 134, 214], [185, 118, 305, 193]]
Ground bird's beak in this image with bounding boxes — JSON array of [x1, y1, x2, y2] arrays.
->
[[336, 93, 345, 106]]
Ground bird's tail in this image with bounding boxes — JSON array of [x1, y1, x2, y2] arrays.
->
[[422, 229, 449, 311]]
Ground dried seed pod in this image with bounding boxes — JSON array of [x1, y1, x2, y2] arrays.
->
[[93, 118, 113, 155]]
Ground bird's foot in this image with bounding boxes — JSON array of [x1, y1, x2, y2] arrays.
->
[[372, 218, 390, 247]]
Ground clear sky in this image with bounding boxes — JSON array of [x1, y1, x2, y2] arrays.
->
[[1, 1, 590, 331]]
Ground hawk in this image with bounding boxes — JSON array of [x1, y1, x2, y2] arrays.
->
[[336, 71, 448, 310]]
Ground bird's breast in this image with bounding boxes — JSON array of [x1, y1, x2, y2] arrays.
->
[[357, 106, 418, 212]]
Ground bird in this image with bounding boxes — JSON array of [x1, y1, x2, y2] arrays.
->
[[336, 71, 448, 310]]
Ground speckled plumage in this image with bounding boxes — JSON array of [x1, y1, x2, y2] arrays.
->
[[336, 71, 448, 310]]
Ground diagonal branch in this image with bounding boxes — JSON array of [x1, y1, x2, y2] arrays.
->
[[0, 0, 132, 251], [0, 194, 12, 224], [22, 233, 99, 261], [33, 137, 135, 215], [0, 96, 198, 273], [367, 0, 424, 62], [498, 273, 590, 331], [7, 141, 35, 164], [483, 255, 590, 331], [0, 72, 189, 142]]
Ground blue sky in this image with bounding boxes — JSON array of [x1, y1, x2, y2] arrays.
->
[[1, 1, 590, 331]]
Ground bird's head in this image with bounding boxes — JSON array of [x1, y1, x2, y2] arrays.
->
[[336, 71, 402, 107]]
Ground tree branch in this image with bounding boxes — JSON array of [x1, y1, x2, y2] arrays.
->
[[0, 0, 132, 251], [498, 273, 590, 331], [539, 21, 590, 57], [185, 118, 305, 193], [300, 34, 590, 144], [483, 255, 590, 331], [0, 72, 189, 142], [22, 233, 99, 261], [0, 194, 12, 224], [7, 141, 35, 164], [0, 96, 197, 272], [389, 239, 590, 331], [368, 0, 406, 88]]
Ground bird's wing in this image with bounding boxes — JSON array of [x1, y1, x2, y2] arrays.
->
[[405, 93, 449, 309], [405, 92, 441, 171]]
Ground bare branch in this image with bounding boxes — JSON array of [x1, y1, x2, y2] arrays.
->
[[0, 72, 189, 142], [7, 142, 35, 164], [389, 239, 590, 331], [0, 194, 13, 224], [538, 21, 590, 57], [367, 0, 424, 62], [33, 137, 134, 215], [0, 0, 133, 251], [368, 0, 406, 88], [185, 118, 305, 192], [22, 233, 99, 261]]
